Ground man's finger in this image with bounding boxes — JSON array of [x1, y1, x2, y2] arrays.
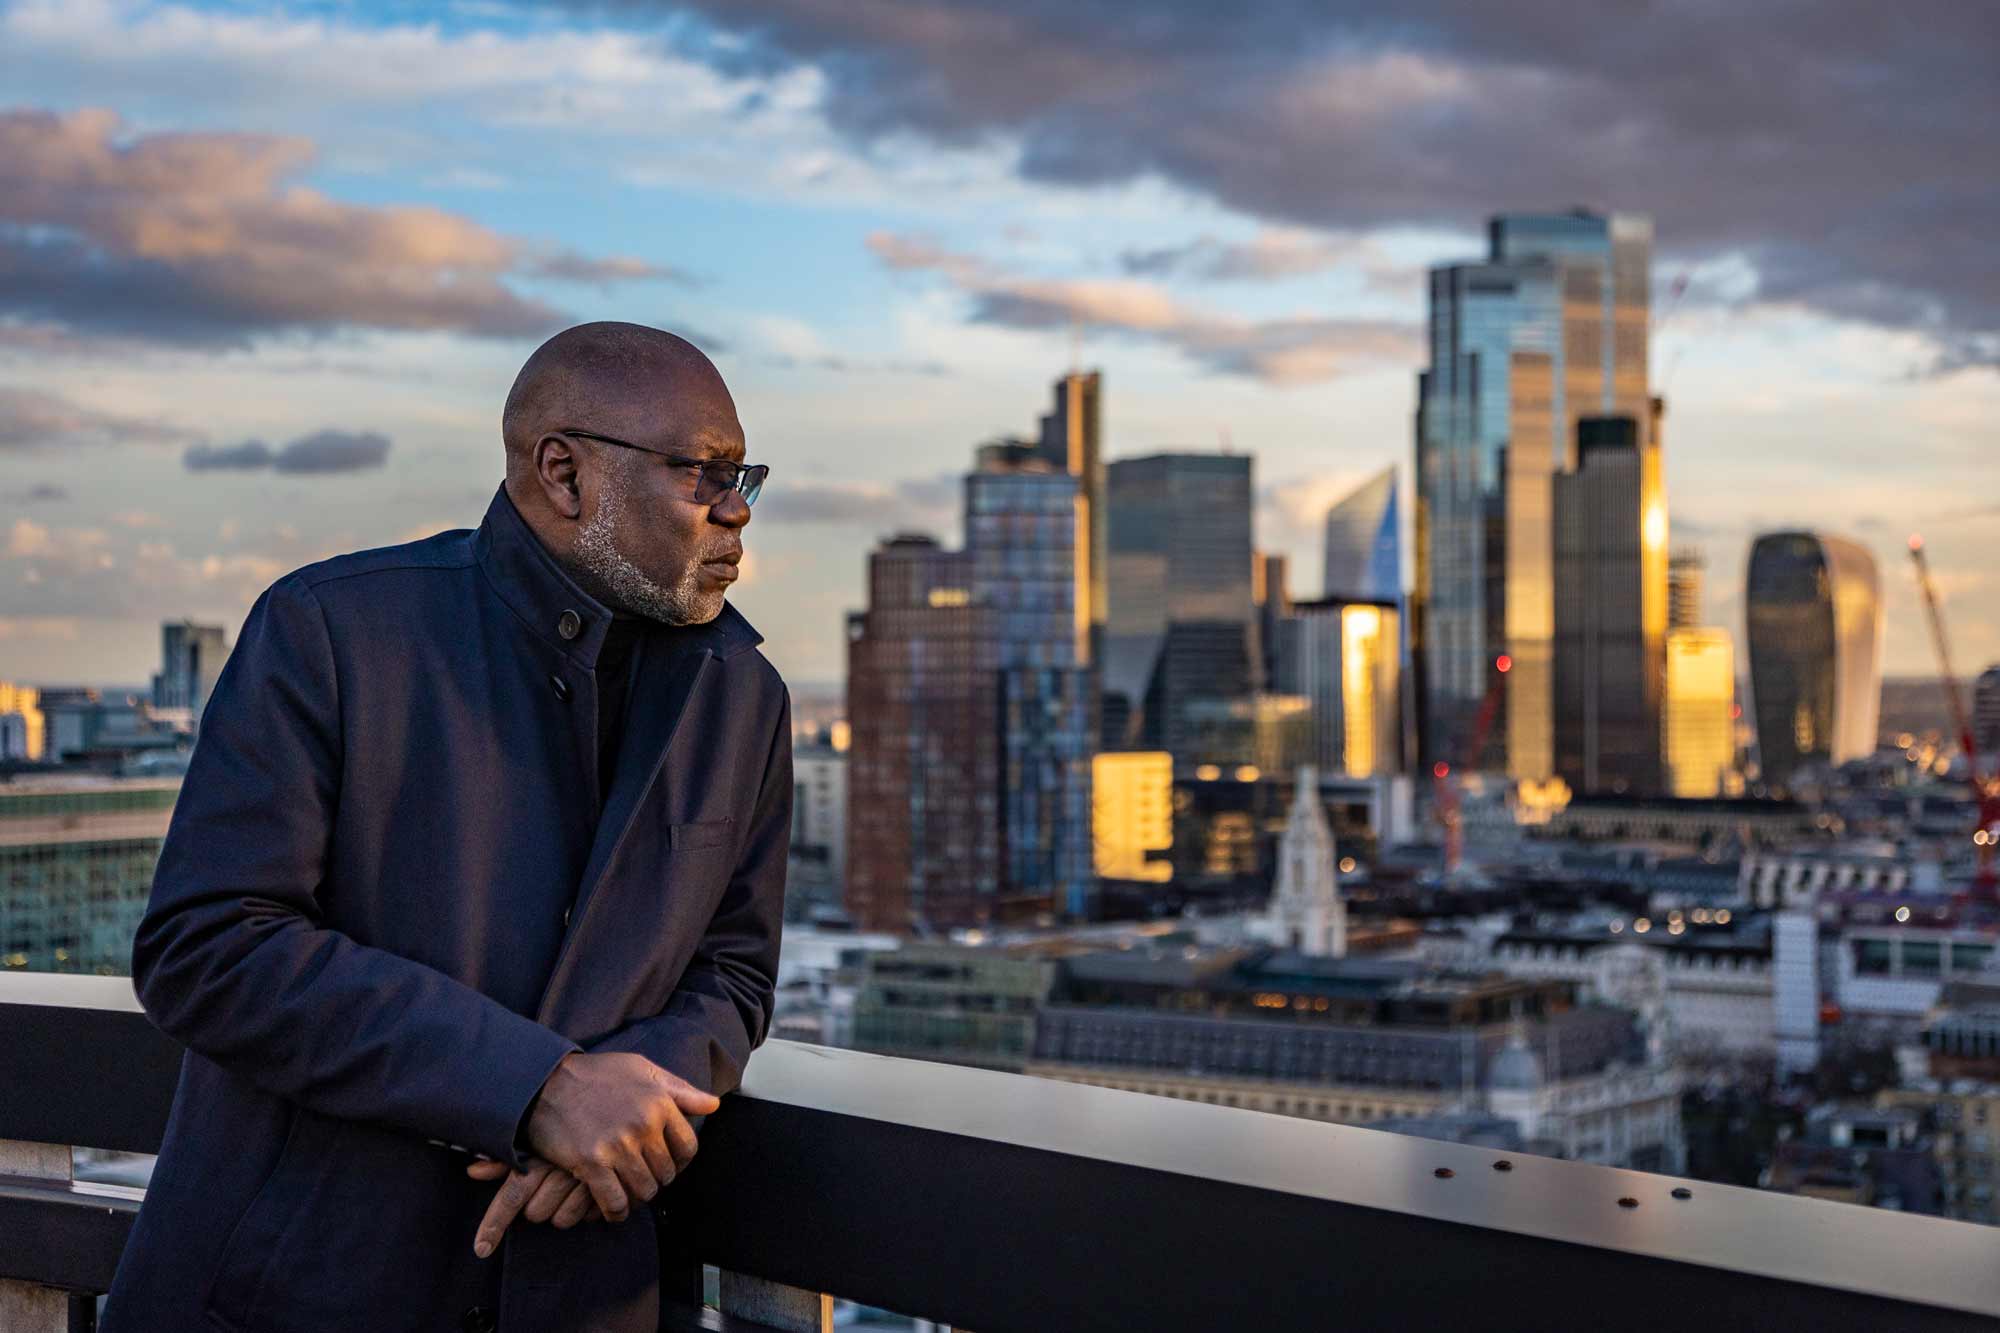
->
[[552, 1181, 595, 1229], [612, 1142, 660, 1208], [473, 1167, 549, 1258], [465, 1158, 513, 1181], [578, 1162, 630, 1223], [523, 1166, 577, 1224], [640, 1134, 677, 1188], [660, 1105, 699, 1173]]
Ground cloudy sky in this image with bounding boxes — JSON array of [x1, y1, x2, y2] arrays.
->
[[1, 0, 1994, 690]]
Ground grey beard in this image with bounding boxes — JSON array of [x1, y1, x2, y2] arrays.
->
[[572, 468, 723, 626]]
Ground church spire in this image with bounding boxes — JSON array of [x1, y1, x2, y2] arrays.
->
[[1268, 765, 1346, 957]]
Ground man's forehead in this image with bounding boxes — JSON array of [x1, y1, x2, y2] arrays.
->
[[597, 375, 744, 459], [679, 422, 747, 462]]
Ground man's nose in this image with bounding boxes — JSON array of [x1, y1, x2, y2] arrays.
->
[[709, 489, 751, 527]]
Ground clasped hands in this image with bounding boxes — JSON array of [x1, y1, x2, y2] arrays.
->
[[467, 1050, 720, 1258]]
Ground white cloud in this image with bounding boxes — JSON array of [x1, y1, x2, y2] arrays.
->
[[867, 231, 1417, 385], [0, 0, 1038, 217], [0, 616, 81, 642]]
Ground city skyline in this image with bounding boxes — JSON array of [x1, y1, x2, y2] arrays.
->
[[0, 1, 1995, 689], [5, 7, 2000, 1316]]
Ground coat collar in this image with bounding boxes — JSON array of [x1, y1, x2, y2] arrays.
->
[[473, 483, 764, 667]]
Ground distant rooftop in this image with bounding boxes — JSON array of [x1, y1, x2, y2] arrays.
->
[[0, 774, 183, 795]]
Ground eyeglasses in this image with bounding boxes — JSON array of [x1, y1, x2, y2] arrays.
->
[[558, 428, 768, 507]]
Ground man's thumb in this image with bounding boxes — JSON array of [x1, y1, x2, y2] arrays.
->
[[648, 1060, 723, 1111]]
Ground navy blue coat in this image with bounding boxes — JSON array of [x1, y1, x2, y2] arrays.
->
[[103, 485, 792, 1333]]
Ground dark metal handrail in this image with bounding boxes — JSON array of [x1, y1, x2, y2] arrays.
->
[[2, 974, 1998, 1331]]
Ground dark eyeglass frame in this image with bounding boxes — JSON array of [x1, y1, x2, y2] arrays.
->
[[557, 428, 768, 507]]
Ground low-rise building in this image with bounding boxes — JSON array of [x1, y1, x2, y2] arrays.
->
[[1424, 917, 1775, 1059], [0, 682, 45, 761], [1741, 847, 1912, 908], [1831, 914, 1998, 1048], [1764, 1103, 1943, 1215], [0, 777, 180, 972], [1026, 945, 1683, 1170], [39, 689, 190, 767], [848, 943, 1057, 1070], [787, 739, 847, 922], [1878, 1082, 2000, 1224], [1541, 794, 1816, 846]]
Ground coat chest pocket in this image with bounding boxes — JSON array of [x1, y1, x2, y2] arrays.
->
[[668, 817, 734, 852]]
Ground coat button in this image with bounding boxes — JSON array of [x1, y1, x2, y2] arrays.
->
[[550, 674, 572, 702], [460, 1307, 497, 1333], [557, 609, 582, 640]]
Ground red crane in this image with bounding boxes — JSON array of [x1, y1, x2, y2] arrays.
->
[[1907, 535, 2000, 902], [1433, 654, 1510, 875]]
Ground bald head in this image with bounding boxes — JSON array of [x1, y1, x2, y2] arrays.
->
[[500, 321, 752, 626], [502, 322, 733, 476]]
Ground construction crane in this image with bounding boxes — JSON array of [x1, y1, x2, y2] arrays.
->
[[1907, 535, 2000, 902], [1433, 654, 1510, 875]]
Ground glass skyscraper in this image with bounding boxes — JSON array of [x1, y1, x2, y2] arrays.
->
[[1322, 466, 1400, 603], [967, 449, 1096, 920], [1034, 369, 1105, 672], [1103, 454, 1256, 759], [845, 446, 1095, 930], [153, 620, 230, 721], [1414, 210, 1653, 779], [1275, 598, 1404, 779], [1552, 415, 1666, 795], [1745, 532, 1884, 793], [846, 537, 995, 931]]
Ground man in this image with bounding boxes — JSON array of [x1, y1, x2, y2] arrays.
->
[[103, 323, 790, 1333]]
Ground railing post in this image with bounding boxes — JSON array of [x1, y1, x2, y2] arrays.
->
[[0, 1139, 74, 1333], [715, 1271, 833, 1333]]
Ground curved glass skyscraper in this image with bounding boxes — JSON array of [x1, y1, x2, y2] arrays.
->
[[1745, 532, 1884, 792], [1323, 466, 1399, 603]]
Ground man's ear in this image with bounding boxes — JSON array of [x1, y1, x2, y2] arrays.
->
[[535, 435, 583, 520]]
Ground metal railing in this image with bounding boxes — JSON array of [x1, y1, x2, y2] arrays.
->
[[2, 972, 1998, 1331]]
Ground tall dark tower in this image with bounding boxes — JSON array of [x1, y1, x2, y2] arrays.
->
[[1103, 454, 1255, 759], [1553, 416, 1665, 794]]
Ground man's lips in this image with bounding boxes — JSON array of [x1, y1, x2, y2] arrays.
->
[[702, 551, 742, 579]]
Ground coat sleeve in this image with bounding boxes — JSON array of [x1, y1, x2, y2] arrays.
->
[[132, 574, 578, 1167], [588, 691, 791, 1096]]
